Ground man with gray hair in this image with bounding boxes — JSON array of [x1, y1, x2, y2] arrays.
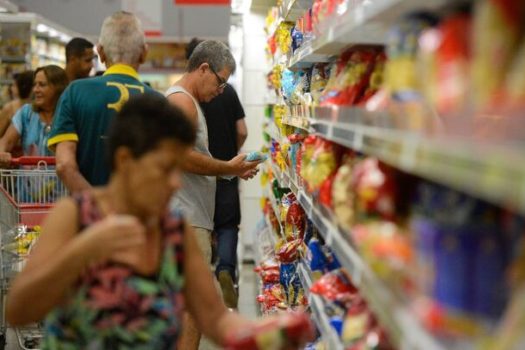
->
[[48, 11, 158, 192], [166, 40, 260, 350]]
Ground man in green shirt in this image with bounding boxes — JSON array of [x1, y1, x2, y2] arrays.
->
[[48, 11, 158, 192]]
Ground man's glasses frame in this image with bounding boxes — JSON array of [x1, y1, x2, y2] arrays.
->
[[209, 65, 227, 89]]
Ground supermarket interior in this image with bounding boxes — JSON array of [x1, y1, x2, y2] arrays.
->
[[0, 0, 524, 349]]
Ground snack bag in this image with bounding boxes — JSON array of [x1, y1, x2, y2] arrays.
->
[[471, 0, 525, 110], [332, 152, 358, 230], [310, 269, 357, 304], [352, 158, 397, 221], [418, 13, 472, 115], [285, 200, 306, 240], [358, 52, 386, 105], [280, 262, 302, 306]]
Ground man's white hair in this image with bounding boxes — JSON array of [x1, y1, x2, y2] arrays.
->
[[99, 11, 145, 65]]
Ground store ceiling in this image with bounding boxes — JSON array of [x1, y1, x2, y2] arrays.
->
[[10, 0, 231, 41]]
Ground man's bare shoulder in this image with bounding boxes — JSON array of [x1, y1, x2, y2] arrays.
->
[[167, 90, 197, 123]]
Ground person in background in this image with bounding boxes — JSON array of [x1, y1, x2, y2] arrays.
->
[[0, 66, 68, 165], [186, 38, 248, 309], [48, 11, 159, 194], [64, 37, 96, 82], [166, 40, 260, 350], [0, 70, 34, 137]]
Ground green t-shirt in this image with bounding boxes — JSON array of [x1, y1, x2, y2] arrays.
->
[[48, 64, 160, 186]]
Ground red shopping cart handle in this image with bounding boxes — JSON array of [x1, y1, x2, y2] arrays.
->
[[11, 156, 56, 166]]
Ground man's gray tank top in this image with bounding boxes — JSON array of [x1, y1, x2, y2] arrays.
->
[[165, 85, 215, 230]]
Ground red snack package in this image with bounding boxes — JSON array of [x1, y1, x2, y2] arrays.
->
[[277, 238, 303, 263], [285, 201, 306, 240], [319, 174, 335, 209], [310, 269, 358, 303], [224, 312, 316, 350], [358, 52, 386, 105], [352, 158, 397, 221]]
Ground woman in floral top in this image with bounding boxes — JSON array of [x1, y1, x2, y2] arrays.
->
[[6, 94, 253, 349]]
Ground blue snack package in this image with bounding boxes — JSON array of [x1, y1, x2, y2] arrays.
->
[[246, 151, 268, 162]]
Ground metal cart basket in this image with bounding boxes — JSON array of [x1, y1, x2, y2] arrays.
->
[[0, 157, 68, 350]]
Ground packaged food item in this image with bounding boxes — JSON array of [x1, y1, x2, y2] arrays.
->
[[341, 299, 369, 346], [247, 151, 269, 162], [224, 312, 316, 350], [471, 0, 525, 110], [310, 63, 330, 106], [310, 269, 357, 305], [277, 238, 304, 263], [285, 200, 306, 240], [257, 284, 285, 313], [505, 37, 525, 106], [358, 52, 386, 105], [353, 158, 397, 222], [351, 222, 413, 280], [418, 12, 472, 114], [332, 152, 358, 230], [385, 12, 439, 100], [280, 262, 303, 306], [320, 50, 377, 106], [318, 174, 335, 209], [411, 181, 512, 327], [303, 138, 341, 193]]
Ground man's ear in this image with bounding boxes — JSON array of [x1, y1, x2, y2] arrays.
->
[[199, 62, 209, 75], [96, 44, 107, 64], [139, 43, 148, 65]]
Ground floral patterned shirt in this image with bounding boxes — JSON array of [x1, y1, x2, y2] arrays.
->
[[42, 192, 186, 349]]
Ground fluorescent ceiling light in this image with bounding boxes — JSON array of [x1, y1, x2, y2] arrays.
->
[[60, 34, 71, 43], [0, 7, 7, 12], [49, 29, 59, 37], [37, 23, 49, 33]]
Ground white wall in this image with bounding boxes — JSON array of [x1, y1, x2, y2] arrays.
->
[[238, 10, 269, 260]]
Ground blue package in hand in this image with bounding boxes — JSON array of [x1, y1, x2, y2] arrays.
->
[[246, 151, 268, 162]]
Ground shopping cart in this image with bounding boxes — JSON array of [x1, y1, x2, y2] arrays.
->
[[0, 157, 68, 350]]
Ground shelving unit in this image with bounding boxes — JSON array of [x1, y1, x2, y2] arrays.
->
[[297, 262, 345, 350], [306, 106, 525, 216], [260, 0, 525, 348], [271, 163, 451, 350], [280, 0, 312, 22], [287, 0, 457, 69], [0, 12, 82, 106]]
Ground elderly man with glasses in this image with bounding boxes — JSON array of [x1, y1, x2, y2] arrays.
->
[[165, 40, 261, 350]]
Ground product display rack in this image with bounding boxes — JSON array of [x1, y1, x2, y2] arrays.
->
[[269, 160, 451, 350], [0, 12, 82, 106], [305, 106, 525, 217], [286, 0, 456, 69], [262, 0, 525, 348]]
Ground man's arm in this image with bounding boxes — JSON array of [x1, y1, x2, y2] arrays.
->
[[55, 141, 91, 193], [167, 91, 259, 177], [235, 118, 248, 150]]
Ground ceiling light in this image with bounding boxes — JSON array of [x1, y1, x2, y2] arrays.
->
[[60, 34, 71, 43], [49, 29, 59, 37], [0, 7, 7, 12], [36, 23, 49, 33]]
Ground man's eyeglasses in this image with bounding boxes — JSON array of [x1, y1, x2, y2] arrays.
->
[[209, 66, 227, 89]]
